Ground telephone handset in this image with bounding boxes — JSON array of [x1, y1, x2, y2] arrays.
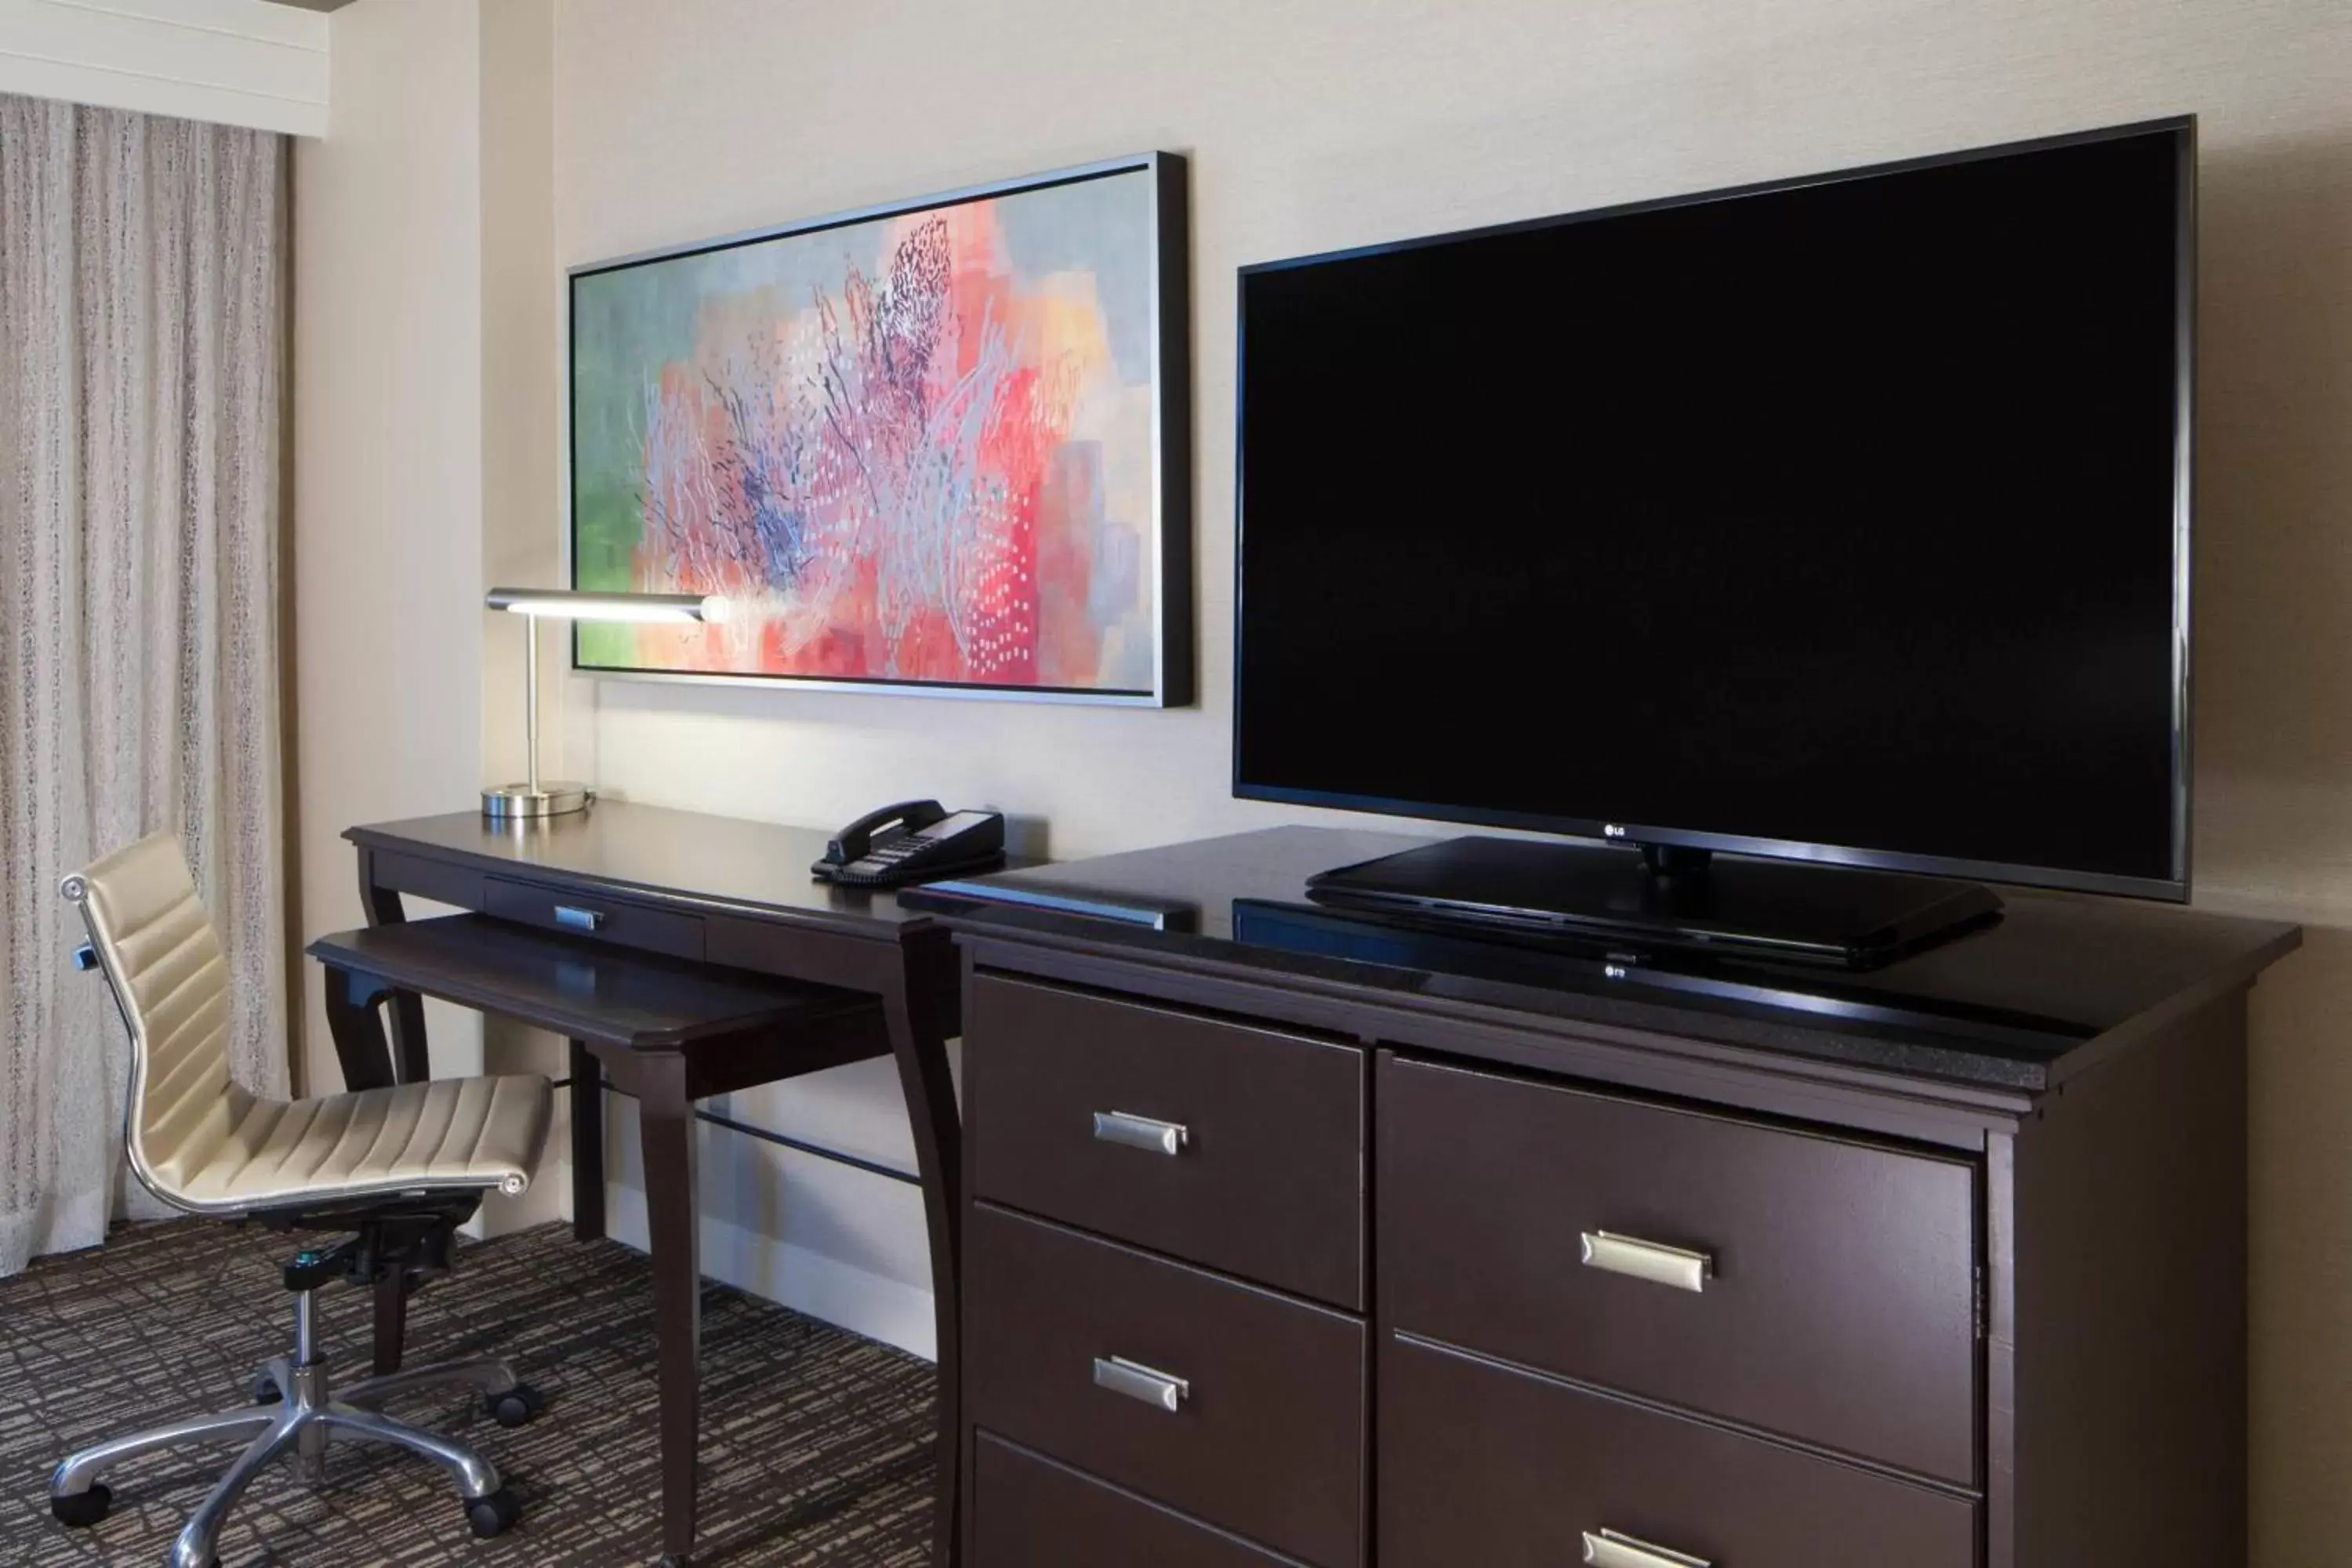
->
[[812, 799, 1007, 887]]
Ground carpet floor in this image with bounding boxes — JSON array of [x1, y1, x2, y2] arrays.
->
[[0, 1220, 938, 1566]]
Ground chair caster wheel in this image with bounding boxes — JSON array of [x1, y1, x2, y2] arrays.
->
[[251, 1369, 281, 1404], [486, 1383, 543, 1428], [49, 1483, 111, 1527], [466, 1485, 521, 1538]]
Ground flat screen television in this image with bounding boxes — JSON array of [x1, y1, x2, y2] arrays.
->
[[1235, 119, 2193, 961]]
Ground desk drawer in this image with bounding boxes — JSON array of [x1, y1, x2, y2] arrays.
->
[[366, 849, 485, 911], [968, 974, 1363, 1308], [1381, 1334, 1976, 1568], [1379, 1052, 1978, 1484], [974, 1433, 1300, 1567], [967, 1203, 1364, 1568], [483, 876, 704, 960]]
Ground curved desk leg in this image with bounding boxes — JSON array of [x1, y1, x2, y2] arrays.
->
[[878, 935, 963, 1568], [632, 1049, 702, 1568], [321, 967, 395, 1093], [354, 852, 433, 1375], [320, 964, 412, 1374], [357, 851, 430, 1084], [353, 846, 437, 1373]]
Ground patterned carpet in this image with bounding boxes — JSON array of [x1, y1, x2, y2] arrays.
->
[[0, 1220, 938, 1566]]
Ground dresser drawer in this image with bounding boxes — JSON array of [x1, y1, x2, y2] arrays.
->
[[967, 1203, 1364, 1567], [1378, 1051, 1978, 1483], [967, 974, 1364, 1308], [973, 1433, 1303, 1567], [482, 876, 705, 960], [1381, 1334, 1976, 1568]]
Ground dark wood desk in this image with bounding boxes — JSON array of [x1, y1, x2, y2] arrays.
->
[[310, 912, 887, 1568], [332, 802, 968, 1568]]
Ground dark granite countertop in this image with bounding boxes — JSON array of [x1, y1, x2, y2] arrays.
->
[[907, 826, 2301, 1096]]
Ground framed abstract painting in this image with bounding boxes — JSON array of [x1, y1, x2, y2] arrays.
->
[[567, 154, 1191, 705]]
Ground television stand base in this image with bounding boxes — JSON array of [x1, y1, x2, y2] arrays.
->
[[1307, 836, 2002, 971]]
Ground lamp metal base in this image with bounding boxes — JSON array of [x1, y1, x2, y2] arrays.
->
[[481, 782, 591, 819]]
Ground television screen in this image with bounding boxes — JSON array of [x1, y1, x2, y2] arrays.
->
[[1235, 121, 2191, 898]]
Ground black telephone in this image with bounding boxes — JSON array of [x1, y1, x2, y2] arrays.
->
[[812, 800, 1007, 887]]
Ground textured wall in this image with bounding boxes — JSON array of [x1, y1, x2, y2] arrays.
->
[[292, 0, 485, 1101], [532, 0, 2347, 1545], [477, 0, 569, 1231]]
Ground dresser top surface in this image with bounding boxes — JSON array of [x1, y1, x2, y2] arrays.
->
[[913, 826, 2300, 1094]]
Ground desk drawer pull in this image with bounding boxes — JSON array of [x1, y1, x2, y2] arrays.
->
[[1093, 1109, 1189, 1156], [1581, 1231, 1713, 1294], [1093, 1354, 1189, 1412], [553, 905, 604, 932], [1583, 1528, 1711, 1568]]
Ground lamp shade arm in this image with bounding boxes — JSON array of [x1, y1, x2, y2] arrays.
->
[[484, 588, 717, 623]]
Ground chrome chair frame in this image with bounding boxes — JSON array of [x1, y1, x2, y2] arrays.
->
[[48, 843, 548, 1568], [50, 1287, 524, 1568]]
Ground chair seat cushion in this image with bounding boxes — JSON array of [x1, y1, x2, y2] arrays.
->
[[175, 1075, 554, 1210]]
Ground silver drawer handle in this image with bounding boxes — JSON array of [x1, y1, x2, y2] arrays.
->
[[1584, 1528, 1711, 1568], [1581, 1231, 1713, 1294], [553, 905, 604, 932], [1093, 1109, 1189, 1156], [1093, 1355, 1189, 1412]]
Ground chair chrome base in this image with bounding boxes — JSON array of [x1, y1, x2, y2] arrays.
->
[[49, 1289, 529, 1568]]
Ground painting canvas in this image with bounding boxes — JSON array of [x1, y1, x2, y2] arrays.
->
[[568, 155, 1189, 702]]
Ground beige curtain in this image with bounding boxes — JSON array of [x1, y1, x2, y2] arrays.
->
[[0, 94, 288, 1275]]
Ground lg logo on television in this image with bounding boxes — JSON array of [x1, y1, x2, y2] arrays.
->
[[1603, 824, 1629, 840]]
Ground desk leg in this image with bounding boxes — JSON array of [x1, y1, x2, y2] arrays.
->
[[322, 967, 396, 1093], [355, 853, 430, 1377], [637, 1051, 701, 1568], [357, 853, 430, 1084], [879, 953, 963, 1568], [371, 1276, 410, 1375], [570, 1040, 606, 1243], [321, 967, 414, 1374]]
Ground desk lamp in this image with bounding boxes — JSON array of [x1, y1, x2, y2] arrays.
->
[[482, 588, 719, 818]]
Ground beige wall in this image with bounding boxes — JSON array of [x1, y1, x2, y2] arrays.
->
[[477, 0, 570, 1230], [292, 0, 2352, 1546], [292, 0, 485, 1100], [481, 0, 558, 803]]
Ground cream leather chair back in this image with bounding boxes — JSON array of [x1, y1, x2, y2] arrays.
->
[[66, 830, 550, 1218], [66, 830, 255, 1207]]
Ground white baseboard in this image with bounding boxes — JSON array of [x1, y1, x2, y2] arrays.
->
[[601, 1185, 939, 1363]]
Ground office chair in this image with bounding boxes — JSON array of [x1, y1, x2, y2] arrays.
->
[[47, 831, 556, 1568]]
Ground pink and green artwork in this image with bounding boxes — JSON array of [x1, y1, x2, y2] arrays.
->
[[568, 157, 1187, 702]]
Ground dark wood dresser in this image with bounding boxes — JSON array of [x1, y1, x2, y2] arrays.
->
[[917, 826, 2299, 1568]]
